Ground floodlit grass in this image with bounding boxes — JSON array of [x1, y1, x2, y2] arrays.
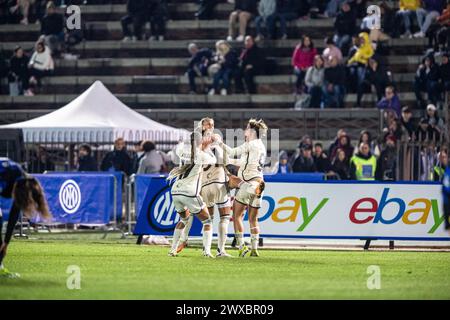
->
[[1, 236, 449, 300]]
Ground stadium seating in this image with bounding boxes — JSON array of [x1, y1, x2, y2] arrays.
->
[[0, 0, 447, 144]]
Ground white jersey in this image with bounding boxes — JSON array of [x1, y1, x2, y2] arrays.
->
[[201, 143, 228, 187], [222, 139, 266, 181], [171, 147, 216, 197]]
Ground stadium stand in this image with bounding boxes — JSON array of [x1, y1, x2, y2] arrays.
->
[[0, 0, 448, 154]]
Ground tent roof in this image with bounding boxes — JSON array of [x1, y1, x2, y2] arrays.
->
[[1, 81, 187, 143]]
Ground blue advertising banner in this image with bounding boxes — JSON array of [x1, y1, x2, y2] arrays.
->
[[133, 174, 203, 236], [133, 173, 325, 236], [45, 171, 124, 221], [1, 174, 116, 225]]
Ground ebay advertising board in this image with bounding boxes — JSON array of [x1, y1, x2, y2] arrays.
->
[[255, 181, 449, 241]]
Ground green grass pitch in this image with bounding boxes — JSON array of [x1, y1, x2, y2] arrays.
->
[[1, 235, 449, 300]]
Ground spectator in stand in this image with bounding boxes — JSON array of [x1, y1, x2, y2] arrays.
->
[[322, 37, 343, 67], [291, 35, 317, 94], [333, 2, 356, 52], [121, 0, 147, 41], [364, 58, 391, 104], [424, 103, 447, 141], [148, 0, 167, 41], [235, 36, 265, 94], [350, 142, 377, 180], [186, 43, 214, 94], [325, 0, 347, 18], [8, 46, 31, 96], [433, 149, 448, 180], [396, 0, 420, 38], [414, 0, 445, 38], [439, 53, 450, 95], [322, 55, 346, 108], [196, 0, 219, 20], [413, 55, 441, 107], [28, 41, 54, 94], [277, 151, 293, 174], [331, 148, 351, 179], [227, 0, 257, 42], [328, 129, 347, 155], [77, 144, 98, 172], [377, 85, 401, 118], [137, 140, 168, 174], [292, 144, 317, 172], [313, 142, 331, 173], [375, 135, 397, 180], [383, 117, 403, 141], [400, 106, 416, 139], [266, 0, 300, 40], [358, 130, 379, 157], [330, 133, 354, 161], [434, 2, 450, 50], [347, 32, 374, 107], [209, 40, 239, 96], [305, 54, 325, 108], [29, 146, 55, 173], [8, 0, 31, 24], [254, 0, 276, 41], [416, 117, 431, 141], [40, 2, 65, 54], [100, 138, 133, 175]]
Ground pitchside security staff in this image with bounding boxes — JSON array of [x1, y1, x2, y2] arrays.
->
[[0, 158, 51, 278], [350, 142, 377, 181]]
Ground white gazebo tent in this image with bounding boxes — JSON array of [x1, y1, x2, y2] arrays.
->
[[0, 80, 187, 144]]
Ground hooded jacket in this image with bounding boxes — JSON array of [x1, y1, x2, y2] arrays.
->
[[347, 32, 374, 66]]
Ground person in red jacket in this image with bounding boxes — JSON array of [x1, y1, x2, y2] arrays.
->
[[291, 35, 317, 94]]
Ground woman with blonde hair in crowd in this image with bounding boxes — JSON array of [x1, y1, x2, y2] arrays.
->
[[208, 40, 239, 96]]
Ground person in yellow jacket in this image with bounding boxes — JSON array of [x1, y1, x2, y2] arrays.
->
[[347, 32, 374, 107], [350, 142, 377, 180], [396, 0, 420, 38]]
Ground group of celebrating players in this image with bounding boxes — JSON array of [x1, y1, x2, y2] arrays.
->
[[167, 117, 268, 258]]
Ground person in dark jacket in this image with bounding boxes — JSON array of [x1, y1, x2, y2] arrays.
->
[[375, 135, 397, 181], [292, 144, 317, 172], [266, 0, 300, 39], [333, 2, 356, 52], [235, 36, 265, 94], [313, 142, 331, 173], [186, 43, 214, 93], [322, 56, 345, 108], [400, 106, 416, 139], [377, 85, 402, 118], [77, 144, 98, 172], [439, 53, 450, 95], [227, 0, 258, 42], [29, 146, 55, 173], [331, 147, 351, 179], [209, 40, 239, 95], [196, 0, 219, 20], [100, 138, 133, 175], [365, 58, 391, 103], [121, 0, 148, 41], [40, 1, 65, 53], [8, 46, 30, 96], [148, 0, 168, 41], [414, 55, 441, 107]]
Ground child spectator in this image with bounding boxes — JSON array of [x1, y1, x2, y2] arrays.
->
[[305, 54, 325, 108]]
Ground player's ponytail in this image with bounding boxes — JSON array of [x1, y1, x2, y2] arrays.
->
[[167, 132, 197, 181], [248, 118, 268, 139], [12, 177, 51, 220]]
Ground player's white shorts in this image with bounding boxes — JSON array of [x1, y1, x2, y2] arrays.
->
[[234, 179, 263, 208], [201, 182, 230, 209], [172, 194, 206, 215]]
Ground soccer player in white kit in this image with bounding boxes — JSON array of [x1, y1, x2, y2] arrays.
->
[[215, 119, 267, 257], [177, 118, 236, 257], [167, 131, 217, 258]]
